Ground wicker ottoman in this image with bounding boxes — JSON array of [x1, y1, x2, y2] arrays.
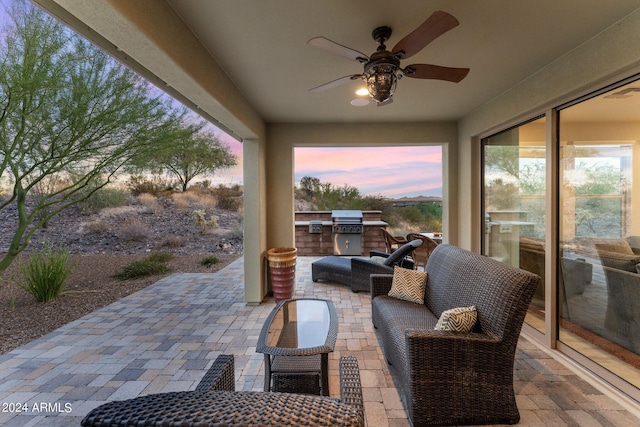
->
[[312, 256, 352, 287]]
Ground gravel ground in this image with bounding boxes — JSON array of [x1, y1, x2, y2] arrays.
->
[[0, 193, 243, 355]]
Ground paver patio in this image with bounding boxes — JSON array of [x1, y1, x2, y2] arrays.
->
[[0, 256, 639, 426]]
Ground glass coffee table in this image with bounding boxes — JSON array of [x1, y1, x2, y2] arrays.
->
[[256, 298, 338, 396]]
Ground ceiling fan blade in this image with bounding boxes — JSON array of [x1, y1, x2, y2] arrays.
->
[[309, 74, 362, 93], [307, 37, 369, 62], [392, 11, 460, 59], [404, 64, 469, 83]]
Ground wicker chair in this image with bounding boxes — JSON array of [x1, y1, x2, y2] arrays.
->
[[81, 354, 364, 427], [405, 233, 439, 270], [380, 227, 408, 252]]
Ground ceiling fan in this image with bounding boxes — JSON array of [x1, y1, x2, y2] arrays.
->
[[307, 10, 469, 106]]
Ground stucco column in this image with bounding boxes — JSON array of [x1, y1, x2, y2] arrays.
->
[[243, 137, 268, 304], [265, 126, 296, 249]]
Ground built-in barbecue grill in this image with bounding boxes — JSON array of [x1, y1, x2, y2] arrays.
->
[[331, 210, 363, 255]]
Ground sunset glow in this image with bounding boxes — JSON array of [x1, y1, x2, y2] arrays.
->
[[294, 146, 442, 198]]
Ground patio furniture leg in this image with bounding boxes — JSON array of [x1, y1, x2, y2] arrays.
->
[[321, 353, 329, 396], [263, 354, 272, 391]]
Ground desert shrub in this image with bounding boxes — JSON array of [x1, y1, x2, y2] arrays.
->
[[197, 179, 211, 189], [127, 175, 177, 196], [212, 184, 242, 211], [224, 227, 244, 241], [200, 256, 220, 267], [196, 193, 217, 209], [81, 220, 110, 235], [18, 243, 72, 302], [80, 187, 128, 212], [118, 218, 150, 242], [172, 191, 201, 208], [193, 209, 218, 233], [159, 234, 185, 248], [114, 258, 171, 280], [147, 252, 174, 263], [137, 193, 160, 213]]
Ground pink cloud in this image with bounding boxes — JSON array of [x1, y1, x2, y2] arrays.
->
[[295, 146, 442, 197]]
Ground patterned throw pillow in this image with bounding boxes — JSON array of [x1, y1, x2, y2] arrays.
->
[[388, 266, 427, 305], [434, 306, 477, 332]]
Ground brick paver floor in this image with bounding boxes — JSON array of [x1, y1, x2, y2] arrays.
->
[[1, 256, 639, 426]]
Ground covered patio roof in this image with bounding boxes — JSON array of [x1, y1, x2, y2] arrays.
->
[[33, 0, 640, 135]]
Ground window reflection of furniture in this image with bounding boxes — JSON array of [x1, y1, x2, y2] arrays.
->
[[595, 238, 640, 352], [560, 257, 592, 297], [380, 227, 408, 252], [516, 238, 546, 303], [405, 233, 438, 270], [515, 238, 592, 310]]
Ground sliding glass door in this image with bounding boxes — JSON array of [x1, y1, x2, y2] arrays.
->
[[481, 79, 640, 391], [558, 81, 640, 388], [481, 117, 547, 333]]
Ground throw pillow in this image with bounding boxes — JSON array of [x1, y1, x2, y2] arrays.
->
[[434, 306, 477, 332], [388, 266, 427, 305]]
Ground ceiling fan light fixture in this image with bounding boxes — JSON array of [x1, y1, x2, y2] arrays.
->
[[355, 88, 369, 96], [365, 64, 397, 103]]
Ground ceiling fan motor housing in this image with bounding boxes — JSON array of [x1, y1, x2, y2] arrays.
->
[[364, 48, 401, 103]]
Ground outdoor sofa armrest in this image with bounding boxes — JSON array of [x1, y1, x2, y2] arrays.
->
[[370, 274, 394, 298], [195, 353, 235, 392], [402, 329, 517, 424]]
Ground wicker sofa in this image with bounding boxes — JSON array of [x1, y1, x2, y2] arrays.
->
[[81, 354, 364, 426], [371, 244, 540, 426]]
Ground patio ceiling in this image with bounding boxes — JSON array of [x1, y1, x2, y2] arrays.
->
[[36, 0, 640, 134], [163, 0, 640, 124]]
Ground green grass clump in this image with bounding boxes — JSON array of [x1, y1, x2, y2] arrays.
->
[[80, 187, 128, 211], [200, 255, 220, 267], [114, 257, 172, 280], [19, 243, 72, 302], [147, 252, 174, 263]]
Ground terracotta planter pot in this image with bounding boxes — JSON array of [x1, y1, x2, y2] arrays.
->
[[267, 247, 297, 303]]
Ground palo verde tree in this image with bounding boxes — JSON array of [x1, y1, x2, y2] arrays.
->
[[0, 1, 193, 271], [129, 125, 237, 191]]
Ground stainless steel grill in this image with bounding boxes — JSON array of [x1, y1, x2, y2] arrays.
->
[[331, 210, 363, 255]]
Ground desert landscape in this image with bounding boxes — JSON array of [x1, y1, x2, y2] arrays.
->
[[0, 189, 243, 355]]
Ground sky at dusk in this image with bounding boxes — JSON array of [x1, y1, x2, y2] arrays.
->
[[294, 146, 442, 198], [208, 135, 443, 198]]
